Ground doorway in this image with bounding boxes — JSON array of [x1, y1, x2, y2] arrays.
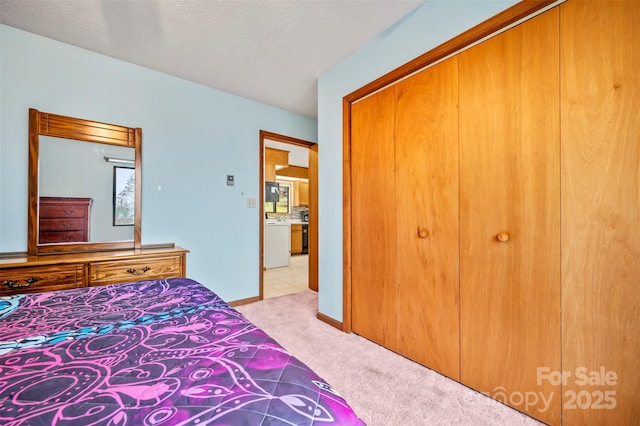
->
[[259, 130, 318, 300]]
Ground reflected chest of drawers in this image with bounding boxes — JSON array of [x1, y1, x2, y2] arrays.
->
[[38, 196, 92, 244]]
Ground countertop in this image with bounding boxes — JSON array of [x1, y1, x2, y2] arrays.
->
[[266, 220, 308, 225]]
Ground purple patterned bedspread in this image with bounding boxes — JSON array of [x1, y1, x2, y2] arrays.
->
[[0, 278, 365, 425]]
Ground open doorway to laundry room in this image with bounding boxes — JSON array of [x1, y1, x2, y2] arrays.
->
[[259, 130, 317, 300]]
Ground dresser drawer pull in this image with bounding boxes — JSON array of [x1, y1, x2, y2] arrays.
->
[[126, 266, 151, 276], [2, 277, 39, 289], [62, 209, 75, 215]]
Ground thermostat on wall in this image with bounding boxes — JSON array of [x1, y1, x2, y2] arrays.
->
[[227, 175, 234, 186]]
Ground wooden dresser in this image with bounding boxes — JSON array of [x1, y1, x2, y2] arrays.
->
[[0, 246, 188, 296], [39, 196, 92, 244]]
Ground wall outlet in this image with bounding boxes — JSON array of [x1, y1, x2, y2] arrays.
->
[[246, 198, 256, 208]]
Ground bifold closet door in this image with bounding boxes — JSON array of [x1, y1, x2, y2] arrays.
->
[[561, 1, 640, 424], [459, 9, 561, 426], [350, 86, 397, 350], [394, 57, 460, 379]]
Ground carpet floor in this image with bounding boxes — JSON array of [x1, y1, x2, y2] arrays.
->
[[235, 290, 545, 426]]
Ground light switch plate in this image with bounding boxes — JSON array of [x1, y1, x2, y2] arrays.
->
[[246, 198, 256, 208]]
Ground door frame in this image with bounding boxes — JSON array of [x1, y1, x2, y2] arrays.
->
[[259, 130, 318, 300], [341, 0, 555, 333]]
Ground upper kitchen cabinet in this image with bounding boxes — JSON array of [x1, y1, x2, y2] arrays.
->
[[273, 156, 310, 208], [265, 146, 310, 206], [277, 165, 308, 180], [297, 181, 309, 207], [265, 147, 289, 182]]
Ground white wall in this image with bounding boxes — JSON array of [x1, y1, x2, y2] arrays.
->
[[316, 1, 519, 321], [0, 24, 317, 302]]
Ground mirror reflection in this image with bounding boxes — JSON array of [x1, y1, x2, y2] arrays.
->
[[39, 136, 135, 244]]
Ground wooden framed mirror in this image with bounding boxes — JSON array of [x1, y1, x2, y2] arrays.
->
[[28, 108, 142, 254]]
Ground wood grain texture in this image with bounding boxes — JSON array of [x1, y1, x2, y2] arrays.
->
[[342, 99, 352, 331], [290, 224, 303, 255], [342, 1, 559, 337], [261, 130, 312, 149], [560, 1, 640, 424], [36, 241, 137, 254], [228, 296, 261, 307], [38, 197, 92, 244], [134, 127, 142, 250], [89, 255, 183, 286], [393, 57, 460, 379], [344, 1, 558, 104], [259, 135, 266, 301], [27, 109, 40, 255], [0, 246, 188, 294], [317, 312, 343, 331], [298, 181, 309, 206], [0, 263, 84, 296], [39, 112, 135, 147], [265, 147, 289, 165], [459, 9, 561, 425], [350, 86, 397, 350], [277, 165, 308, 180], [0, 246, 187, 268], [265, 163, 276, 182], [308, 145, 318, 292], [28, 109, 142, 255]]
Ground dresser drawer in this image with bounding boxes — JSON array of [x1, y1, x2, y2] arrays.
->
[[39, 205, 88, 219], [89, 255, 183, 286], [40, 218, 87, 231], [39, 231, 87, 244], [0, 264, 85, 296]]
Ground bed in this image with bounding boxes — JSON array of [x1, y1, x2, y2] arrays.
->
[[0, 278, 365, 425]]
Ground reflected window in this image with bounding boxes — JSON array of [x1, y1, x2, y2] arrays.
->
[[265, 181, 292, 213], [113, 166, 135, 226]]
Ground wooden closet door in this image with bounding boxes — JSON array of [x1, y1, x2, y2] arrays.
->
[[394, 57, 460, 379], [459, 9, 561, 425], [350, 86, 397, 350], [561, 1, 640, 424]]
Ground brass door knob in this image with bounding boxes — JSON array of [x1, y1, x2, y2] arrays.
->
[[497, 232, 510, 242], [418, 227, 429, 239]]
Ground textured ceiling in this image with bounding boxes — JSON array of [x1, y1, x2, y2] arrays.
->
[[0, 0, 423, 118]]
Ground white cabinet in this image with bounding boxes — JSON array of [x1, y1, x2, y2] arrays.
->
[[264, 223, 290, 269]]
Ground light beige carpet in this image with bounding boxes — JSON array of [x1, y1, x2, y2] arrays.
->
[[235, 290, 544, 426]]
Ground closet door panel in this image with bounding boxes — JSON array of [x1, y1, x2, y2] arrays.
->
[[394, 57, 460, 379], [351, 86, 397, 350], [459, 9, 560, 425], [561, 1, 640, 424]]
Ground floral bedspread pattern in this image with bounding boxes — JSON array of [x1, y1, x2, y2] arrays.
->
[[0, 278, 364, 425]]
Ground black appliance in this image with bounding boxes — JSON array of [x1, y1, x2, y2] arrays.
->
[[302, 212, 309, 222], [265, 181, 279, 203], [301, 224, 309, 254]]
